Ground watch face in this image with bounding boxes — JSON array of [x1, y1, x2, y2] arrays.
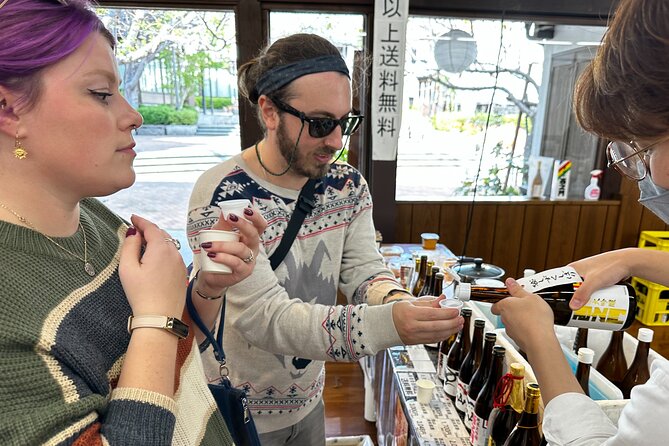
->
[[167, 318, 190, 339]]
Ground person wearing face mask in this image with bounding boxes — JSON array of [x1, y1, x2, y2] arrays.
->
[[186, 33, 464, 445], [490, 0, 669, 444]]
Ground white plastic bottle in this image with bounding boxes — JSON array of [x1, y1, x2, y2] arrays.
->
[[584, 170, 602, 200]]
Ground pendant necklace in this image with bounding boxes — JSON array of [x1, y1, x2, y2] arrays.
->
[[0, 202, 95, 276]]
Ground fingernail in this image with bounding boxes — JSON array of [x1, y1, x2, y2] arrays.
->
[[126, 227, 137, 237], [207, 252, 217, 258], [244, 208, 253, 216], [228, 214, 239, 222], [200, 242, 212, 249]]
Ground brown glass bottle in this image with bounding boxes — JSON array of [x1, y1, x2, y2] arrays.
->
[[503, 383, 544, 446], [442, 307, 473, 398], [487, 363, 525, 446], [573, 328, 589, 354], [620, 328, 653, 398], [471, 345, 506, 446], [466, 332, 497, 430], [454, 282, 637, 330], [455, 318, 485, 422], [430, 268, 444, 296], [596, 331, 627, 388], [575, 347, 594, 396], [412, 255, 428, 296], [418, 262, 436, 297]]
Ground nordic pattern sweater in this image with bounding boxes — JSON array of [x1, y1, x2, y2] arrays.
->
[[187, 154, 405, 433], [0, 198, 232, 446]]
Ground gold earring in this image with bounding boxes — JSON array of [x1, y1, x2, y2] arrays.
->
[[13, 131, 27, 160]]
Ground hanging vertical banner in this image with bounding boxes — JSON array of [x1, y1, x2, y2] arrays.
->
[[371, 0, 409, 161]]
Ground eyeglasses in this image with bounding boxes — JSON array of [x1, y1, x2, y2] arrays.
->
[[270, 98, 364, 138], [607, 139, 662, 181]]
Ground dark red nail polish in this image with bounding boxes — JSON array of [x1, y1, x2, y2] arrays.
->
[[207, 252, 217, 258], [200, 242, 212, 249], [126, 227, 137, 237], [244, 208, 253, 216], [229, 214, 239, 222]]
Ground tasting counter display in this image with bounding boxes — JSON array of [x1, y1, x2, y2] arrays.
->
[[368, 300, 664, 445]]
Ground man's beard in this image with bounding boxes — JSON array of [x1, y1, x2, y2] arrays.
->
[[277, 120, 336, 179]]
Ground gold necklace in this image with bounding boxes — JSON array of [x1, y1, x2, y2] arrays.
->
[[0, 202, 95, 276]]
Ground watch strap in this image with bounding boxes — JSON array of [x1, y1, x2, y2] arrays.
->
[[127, 315, 189, 339]]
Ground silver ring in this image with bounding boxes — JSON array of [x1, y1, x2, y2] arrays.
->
[[242, 249, 255, 264], [164, 237, 181, 250]]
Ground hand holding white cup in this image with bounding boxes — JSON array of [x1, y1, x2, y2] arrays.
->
[[218, 199, 252, 221], [198, 229, 240, 274]]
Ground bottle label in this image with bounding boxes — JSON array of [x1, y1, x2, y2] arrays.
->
[[465, 396, 476, 429], [516, 266, 581, 292], [471, 412, 489, 446], [437, 352, 447, 381], [455, 379, 469, 413], [444, 365, 458, 397], [568, 286, 631, 330]]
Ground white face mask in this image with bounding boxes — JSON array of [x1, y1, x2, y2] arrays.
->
[[638, 174, 669, 224]]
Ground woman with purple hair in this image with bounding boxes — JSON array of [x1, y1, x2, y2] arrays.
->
[[0, 1, 263, 444]]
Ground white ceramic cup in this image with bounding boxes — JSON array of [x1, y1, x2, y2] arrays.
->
[[218, 199, 252, 221], [415, 379, 436, 404], [198, 229, 240, 274]]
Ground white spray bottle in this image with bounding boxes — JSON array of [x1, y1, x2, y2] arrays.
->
[[584, 169, 603, 200]]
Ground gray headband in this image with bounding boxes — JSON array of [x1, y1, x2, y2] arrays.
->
[[250, 55, 350, 103]]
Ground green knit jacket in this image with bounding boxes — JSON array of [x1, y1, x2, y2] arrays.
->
[[0, 199, 232, 446]]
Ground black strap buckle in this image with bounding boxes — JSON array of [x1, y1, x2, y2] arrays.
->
[[297, 195, 316, 214]]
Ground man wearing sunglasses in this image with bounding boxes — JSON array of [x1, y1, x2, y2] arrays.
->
[[187, 33, 463, 445]]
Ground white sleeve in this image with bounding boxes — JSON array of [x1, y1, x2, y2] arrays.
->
[[543, 358, 669, 446]]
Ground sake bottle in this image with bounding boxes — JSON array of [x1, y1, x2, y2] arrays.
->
[[596, 331, 627, 388], [454, 282, 636, 331], [412, 255, 428, 296], [471, 345, 506, 446], [466, 332, 497, 430], [572, 328, 589, 354], [487, 363, 526, 446], [619, 328, 653, 398], [575, 347, 594, 396], [503, 383, 544, 446], [455, 318, 485, 421], [442, 307, 472, 398], [418, 262, 436, 297]]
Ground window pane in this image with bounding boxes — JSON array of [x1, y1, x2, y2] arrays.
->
[[397, 17, 605, 200], [95, 7, 238, 265]]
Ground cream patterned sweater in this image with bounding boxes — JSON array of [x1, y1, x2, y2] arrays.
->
[[187, 153, 405, 433]]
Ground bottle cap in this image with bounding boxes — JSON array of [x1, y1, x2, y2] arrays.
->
[[474, 318, 486, 328], [510, 363, 525, 377], [577, 347, 595, 364], [526, 382, 541, 398], [454, 282, 472, 301], [492, 345, 506, 356], [638, 328, 654, 343], [523, 268, 536, 278], [461, 308, 472, 317], [484, 332, 497, 342]]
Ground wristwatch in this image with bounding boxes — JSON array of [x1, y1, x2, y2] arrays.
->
[[127, 315, 189, 339]]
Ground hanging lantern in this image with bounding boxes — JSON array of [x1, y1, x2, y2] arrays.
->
[[434, 29, 478, 73]]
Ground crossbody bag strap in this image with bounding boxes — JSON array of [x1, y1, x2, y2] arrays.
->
[[269, 178, 318, 270], [186, 275, 227, 364]]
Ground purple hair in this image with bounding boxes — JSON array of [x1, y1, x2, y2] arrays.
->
[[0, 0, 113, 110]]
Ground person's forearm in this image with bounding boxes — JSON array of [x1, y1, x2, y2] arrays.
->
[[524, 333, 584, 405], [627, 248, 669, 286]]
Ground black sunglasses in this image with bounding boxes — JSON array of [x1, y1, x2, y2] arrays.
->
[[270, 97, 364, 138]]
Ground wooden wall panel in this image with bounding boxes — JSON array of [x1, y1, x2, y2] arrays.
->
[[462, 204, 498, 262], [517, 205, 554, 273], [545, 205, 581, 268], [614, 180, 645, 248], [395, 203, 413, 243], [601, 205, 620, 252], [639, 207, 668, 232], [573, 205, 608, 260], [410, 204, 441, 244], [438, 204, 470, 256], [491, 205, 526, 279]]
